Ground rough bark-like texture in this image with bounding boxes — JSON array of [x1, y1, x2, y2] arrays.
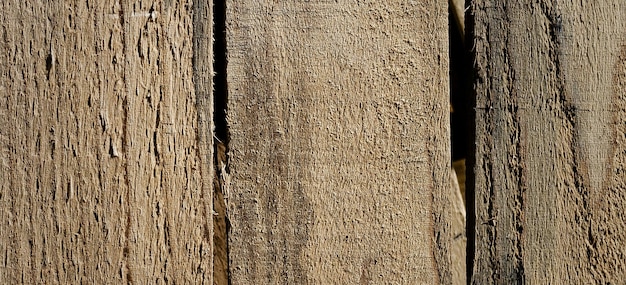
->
[[0, 0, 213, 283], [225, 1, 450, 284], [472, 1, 626, 283]]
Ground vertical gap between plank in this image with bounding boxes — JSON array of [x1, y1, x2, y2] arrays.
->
[[213, 0, 228, 143], [463, 0, 477, 283], [213, 0, 230, 284], [449, 0, 475, 283]]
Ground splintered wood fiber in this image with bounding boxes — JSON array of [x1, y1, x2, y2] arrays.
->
[[472, 1, 626, 283], [225, 1, 452, 284], [0, 0, 213, 283]]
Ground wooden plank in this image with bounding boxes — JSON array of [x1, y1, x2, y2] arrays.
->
[[225, 1, 451, 283], [0, 0, 213, 283], [472, 1, 626, 283]]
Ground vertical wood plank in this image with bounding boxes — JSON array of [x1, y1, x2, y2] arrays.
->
[[225, 1, 451, 283], [193, 0, 216, 283], [472, 1, 626, 283], [0, 0, 212, 283]]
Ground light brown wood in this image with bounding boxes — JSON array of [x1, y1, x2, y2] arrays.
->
[[213, 141, 229, 285], [450, 168, 467, 285], [0, 0, 213, 283], [225, 0, 452, 283], [449, 0, 466, 44], [472, 1, 626, 283]]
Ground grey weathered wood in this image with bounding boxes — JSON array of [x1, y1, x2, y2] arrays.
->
[[225, 1, 452, 283], [0, 0, 213, 283], [472, 1, 626, 283]]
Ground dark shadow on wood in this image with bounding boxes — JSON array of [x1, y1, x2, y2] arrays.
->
[[463, 0, 477, 283], [213, 0, 230, 284], [449, 0, 475, 283]]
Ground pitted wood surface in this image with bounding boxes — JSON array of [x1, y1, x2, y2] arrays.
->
[[0, 1, 213, 283], [225, 1, 451, 283], [472, 1, 626, 283]]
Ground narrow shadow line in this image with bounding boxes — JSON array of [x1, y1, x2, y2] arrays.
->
[[214, 0, 228, 144], [463, 1, 477, 283], [449, 0, 476, 284], [213, 1, 231, 285]]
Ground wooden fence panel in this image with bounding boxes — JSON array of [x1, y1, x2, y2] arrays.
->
[[472, 1, 626, 283], [225, 1, 452, 284], [0, 0, 213, 283]]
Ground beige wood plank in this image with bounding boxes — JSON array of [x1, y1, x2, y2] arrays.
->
[[225, 1, 452, 283], [472, 1, 626, 283], [0, 0, 213, 283]]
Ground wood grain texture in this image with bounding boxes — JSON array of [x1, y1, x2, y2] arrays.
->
[[0, 0, 213, 283], [472, 1, 626, 283], [225, 1, 451, 283]]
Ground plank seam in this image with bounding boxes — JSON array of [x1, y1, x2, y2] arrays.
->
[[212, 0, 231, 284]]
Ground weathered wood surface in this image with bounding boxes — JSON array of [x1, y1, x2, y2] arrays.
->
[[0, 0, 213, 283], [225, 1, 451, 283], [472, 1, 626, 283]]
